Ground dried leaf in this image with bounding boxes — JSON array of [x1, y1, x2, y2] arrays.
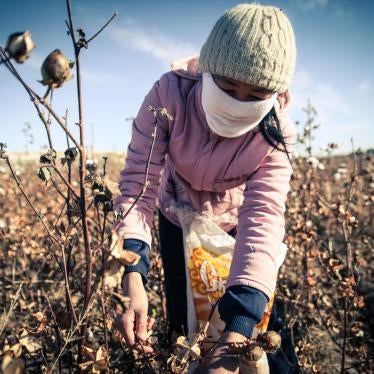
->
[[39, 149, 57, 164], [8, 343, 22, 358], [103, 177, 120, 196], [95, 346, 106, 361], [353, 295, 365, 309], [93, 359, 107, 373], [37, 166, 52, 183], [30, 311, 47, 333], [110, 231, 141, 266], [1, 351, 25, 374], [189, 343, 201, 360], [79, 346, 108, 373], [328, 258, 344, 272], [173, 334, 201, 366], [175, 335, 189, 348], [118, 250, 141, 265], [19, 329, 42, 353], [312, 363, 322, 373], [306, 275, 317, 287], [2, 351, 13, 371], [105, 258, 125, 289], [79, 360, 95, 371]]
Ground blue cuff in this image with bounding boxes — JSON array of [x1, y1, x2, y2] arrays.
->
[[123, 239, 151, 285], [218, 285, 269, 337], [225, 314, 257, 338]]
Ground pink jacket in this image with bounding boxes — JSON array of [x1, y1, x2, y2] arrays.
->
[[113, 61, 296, 300]]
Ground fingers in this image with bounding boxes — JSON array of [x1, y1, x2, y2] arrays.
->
[[134, 314, 154, 354], [196, 351, 240, 374], [147, 316, 155, 331], [135, 312, 148, 341], [136, 341, 154, 354], [116, 312, 155, 354], [115, 311, 136, 346]]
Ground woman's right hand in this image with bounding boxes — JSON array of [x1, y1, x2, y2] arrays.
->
[[115, 272, 155, 353]]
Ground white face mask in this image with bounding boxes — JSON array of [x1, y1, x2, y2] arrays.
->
[[201, 72, 277, 138]]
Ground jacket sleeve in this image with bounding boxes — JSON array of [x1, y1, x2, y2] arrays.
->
[[226, 120, 296, 301], [218, 285, 268, 337], [122, 239, 151, 285], [113, 75, 170, 247]]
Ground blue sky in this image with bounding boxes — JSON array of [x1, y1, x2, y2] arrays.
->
[[0, 0, 373, 155]]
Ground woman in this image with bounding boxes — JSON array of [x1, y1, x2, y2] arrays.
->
[[114, 3, 297, 372]]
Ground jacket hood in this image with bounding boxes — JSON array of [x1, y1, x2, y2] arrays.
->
[[170, 55, 201, 80]]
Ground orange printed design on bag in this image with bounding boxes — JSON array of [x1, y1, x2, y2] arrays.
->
[[188, 245, 274, 338]]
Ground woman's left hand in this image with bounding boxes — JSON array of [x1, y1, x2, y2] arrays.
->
[[194, 331, 247, 373]]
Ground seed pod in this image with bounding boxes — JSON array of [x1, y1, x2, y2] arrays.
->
[[244, 346, 264, 362], [263, 331, 281, 351], [64, 147, 78, 162], [39, 149, 57, 164], [37, 167, 52, 183], [240, 346, 269, 374], [40, 49, 74, 88], [86, 159, 97, 172], [5, 31, 36, 63]]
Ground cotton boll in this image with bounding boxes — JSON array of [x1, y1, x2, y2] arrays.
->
[[5, 31, 36, 63], [39, 49, 74, 88]]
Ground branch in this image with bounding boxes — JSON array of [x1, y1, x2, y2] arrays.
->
[[340, 139, 358, 374], [45, 89, 54, 149], [98, 208, 109, 364], [59, 237, 79, 327], [49, 299, 95, 373], [65, 0, 93, 360], [1, 154, 64, 273], [110, 108, 170, 253], [42, 164, 79, 200], [87, 11, 118, 44], [50, 178, 68, 200], [113, 108, 160, 228], [0, 283, 23, 337], [314, 296, 343, 351], [36, 97, 81, 150], [52, 200, 68, 231], [344, 138, 357, 213]]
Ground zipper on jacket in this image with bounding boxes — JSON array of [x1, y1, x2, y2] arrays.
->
[[192, 129, 221, 190], [200, 132, 222, 189]]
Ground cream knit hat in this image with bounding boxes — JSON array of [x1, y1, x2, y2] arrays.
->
[[199, 3, 296, 93]]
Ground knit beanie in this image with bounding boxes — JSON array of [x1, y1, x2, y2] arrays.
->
[[199, 3, 296, 93]]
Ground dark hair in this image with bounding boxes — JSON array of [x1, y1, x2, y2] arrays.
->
[[259, 107, 292, 164]]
